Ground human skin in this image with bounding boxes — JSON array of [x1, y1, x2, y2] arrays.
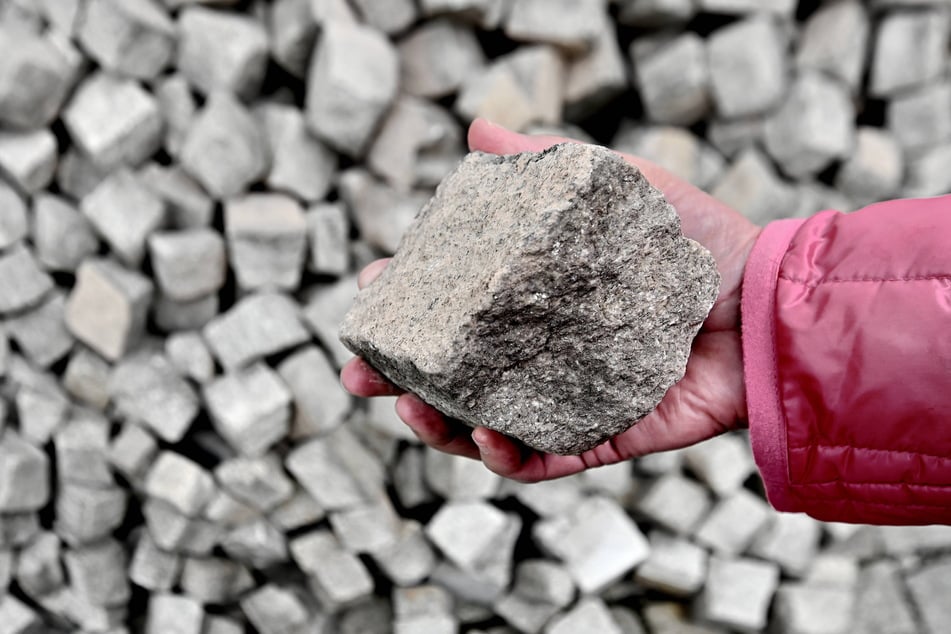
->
[[341, 118, 762, 483]]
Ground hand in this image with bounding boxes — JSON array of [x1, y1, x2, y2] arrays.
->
[[341, 119, 762, 483]]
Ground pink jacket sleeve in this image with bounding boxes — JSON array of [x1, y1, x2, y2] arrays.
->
[[742, 196, 951, 525]]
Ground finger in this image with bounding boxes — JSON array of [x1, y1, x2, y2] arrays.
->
[[471, 427, 600, 483], [470, 427, 526, 475], [396, 394, 481, 460], [468, 118, 572, 156], [340, 357, 404, 397], [357, 258, 391, 290]]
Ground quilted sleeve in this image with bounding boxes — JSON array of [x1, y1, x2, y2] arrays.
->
[[742, 196, 951, 525]]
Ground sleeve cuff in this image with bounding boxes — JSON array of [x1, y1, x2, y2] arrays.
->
[[741, 218, 806, 513]]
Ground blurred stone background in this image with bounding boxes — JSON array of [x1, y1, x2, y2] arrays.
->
[[0, 0, 949, 632]]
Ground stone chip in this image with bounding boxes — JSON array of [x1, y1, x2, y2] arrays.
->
[[340, 144, 719, 455]]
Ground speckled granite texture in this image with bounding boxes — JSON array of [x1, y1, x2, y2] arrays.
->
[[340, 143, 719, 454]]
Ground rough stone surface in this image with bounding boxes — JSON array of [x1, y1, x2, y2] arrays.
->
[[340, 144, 718, 454]]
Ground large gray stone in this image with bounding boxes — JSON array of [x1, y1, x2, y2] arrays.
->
[[63, 73, 162, 171], [0, 433, 50, 512], [853, 560, 917, 634], [341, 144, 718, 455], [0, 129, 57, 194], [178, 6, 269, 99], [76, 0, 176, 80], [906, 557, 951, 634], [338, 169, 429, 256], [534, 496, 649, 594], [870, 9, 949, 97], [763, 72, 854, 178], [202, 292, 310, 370], [5, 292, 74, 368], [504, 0, 604, 52], [707, 17, 787, 119], [795, 0, 869, 91], [0, 182, 27, 250], [180, 92, 269, 199], [148, 229, 226, 302], [110, 351, 199, 443], [277, 346, 351, 438], [772, 582, 855, 634], [224, 194, 308, 292], [398, 19, 486, 99], [258, 103, 337, 203], [633, 33, 710, 126], [305, 22, 399, 157], [81, 169, 166, 267], [697, 556, 780, 632], [269, 0, 318, 78], [0, 245, 53, 315], [203, 363, 292, 456], [0, 28, 76, 129], [32, 194, 99, 273]]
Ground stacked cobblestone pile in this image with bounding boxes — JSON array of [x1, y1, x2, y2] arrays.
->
[[0, 0, 949, 632]]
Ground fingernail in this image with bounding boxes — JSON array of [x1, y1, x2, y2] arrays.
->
[[471, 430, 490, 455]]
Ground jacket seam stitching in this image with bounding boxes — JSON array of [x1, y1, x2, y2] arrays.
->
[[779, 273, 951, 287], [788, 444, 951, 462], [791, 480, 951, 488], [802, 499, 951, 511]]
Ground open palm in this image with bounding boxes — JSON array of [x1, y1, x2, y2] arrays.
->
[[341, 119, 761, 483]]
